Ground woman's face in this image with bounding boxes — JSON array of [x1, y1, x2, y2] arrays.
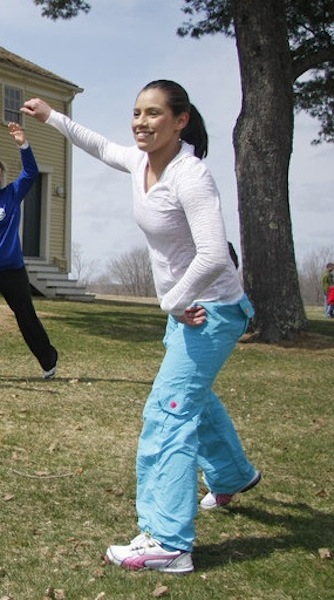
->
[[132, 88, 188, 155]]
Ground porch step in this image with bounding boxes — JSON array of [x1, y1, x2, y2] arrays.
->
[[25, 260, 95, 302]]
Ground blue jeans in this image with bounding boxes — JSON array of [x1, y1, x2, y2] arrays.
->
[[325, 294, 334, 318], [136, 295, 257, 551]]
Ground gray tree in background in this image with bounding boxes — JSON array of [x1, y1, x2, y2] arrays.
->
[[71, 243, 101, 286], [105, 247, 155, 298], [298, 246, 334, 306]]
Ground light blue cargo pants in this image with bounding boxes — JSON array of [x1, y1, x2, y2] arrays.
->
[[136, 295, 257, 552]]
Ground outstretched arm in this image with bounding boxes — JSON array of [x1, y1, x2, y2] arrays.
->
[[7, 122, 39, 200], [20, 98, 51, 122], [22, 98, 133, 173], [8, 122, 28, 147]]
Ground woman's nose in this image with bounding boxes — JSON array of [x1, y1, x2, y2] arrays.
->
[[136, 113, 148, 126]]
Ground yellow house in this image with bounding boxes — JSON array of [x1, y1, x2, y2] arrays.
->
[[0, 46, 93, 300]]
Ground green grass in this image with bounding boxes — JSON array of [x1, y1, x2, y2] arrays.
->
[[0, 299, 333, 600]]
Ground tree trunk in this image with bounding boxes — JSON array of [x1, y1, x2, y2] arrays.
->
[[232, 0, 308, 341]]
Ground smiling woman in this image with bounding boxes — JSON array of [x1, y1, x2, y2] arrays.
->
[[132, 81, 207, 192], [132, 87, 190, 188], [21, 79, 260, 573]]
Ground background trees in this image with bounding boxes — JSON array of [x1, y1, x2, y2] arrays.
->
[[73, 242, 332, 310], [71, 243, 101, 287], [105, 247, 155, 297], [178, 1, 334, 143], [298, 245, 334, 305], [101, 247, 155, 298], [33, 0, 90, 19]]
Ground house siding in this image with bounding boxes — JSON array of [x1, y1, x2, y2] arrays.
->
[[0, 47, 82, 273]]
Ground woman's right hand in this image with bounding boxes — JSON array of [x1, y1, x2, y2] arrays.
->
[[20, 98, 52, 123], [176, 305, 207, 327]]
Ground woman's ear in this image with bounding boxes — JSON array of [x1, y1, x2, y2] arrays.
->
[[176, 111, 190, 132]]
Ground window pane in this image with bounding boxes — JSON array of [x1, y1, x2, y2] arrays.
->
[[4, 86, 23, 125]]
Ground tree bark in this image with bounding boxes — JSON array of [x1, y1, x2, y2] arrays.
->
[[232, 0, 308, 341]]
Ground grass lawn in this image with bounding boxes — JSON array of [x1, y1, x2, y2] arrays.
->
[[0, 298, 333, 600]]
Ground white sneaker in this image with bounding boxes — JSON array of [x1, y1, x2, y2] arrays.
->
[[200, 491, 234, 509], [42, 365, 57, 380], [200, 470, 262, 510], [105, 532, 194, 574]]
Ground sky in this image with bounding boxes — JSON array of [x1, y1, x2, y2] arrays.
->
[[1, 0, 333, 272]]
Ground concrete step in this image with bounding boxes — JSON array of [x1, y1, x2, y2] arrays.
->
[[43, 279, 81, 289], [25, 259, 95, 302], [56, 292, 95, 302]]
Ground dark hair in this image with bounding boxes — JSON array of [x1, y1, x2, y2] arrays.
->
[[228, 242, 239, 269], [141, 80, 208, 159]]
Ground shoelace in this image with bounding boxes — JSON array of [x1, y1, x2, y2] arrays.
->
[[130, 533, 159, 550]]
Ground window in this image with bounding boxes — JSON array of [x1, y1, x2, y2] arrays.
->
[[4, 86, 23, 124]]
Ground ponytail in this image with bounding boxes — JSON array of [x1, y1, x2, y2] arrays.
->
[[180, 104, 208, 159]]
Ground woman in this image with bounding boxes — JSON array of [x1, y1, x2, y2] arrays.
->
[[22, 80, 260, 573]]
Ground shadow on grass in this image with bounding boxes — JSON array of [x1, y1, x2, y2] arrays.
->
[[195, 497, 334, 570], [0, 375, 153, 391], [243, 317, 334, 350], [49, 308, 167, 343], [308, 318, 334, 338]]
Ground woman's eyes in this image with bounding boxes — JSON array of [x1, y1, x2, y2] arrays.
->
[[133, 110, 160, 117]]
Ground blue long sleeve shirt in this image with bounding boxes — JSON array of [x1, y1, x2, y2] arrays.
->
[[0, 145, 39, 271]]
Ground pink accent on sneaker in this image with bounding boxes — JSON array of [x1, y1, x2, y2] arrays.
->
[[200, 471, 261, 510], [105, 533, 194, 573], [215, 493, 234, 507], [123, 551, 181, 570]]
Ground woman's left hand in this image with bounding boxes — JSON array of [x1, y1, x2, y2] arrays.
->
[[177, 305, 206, 327]]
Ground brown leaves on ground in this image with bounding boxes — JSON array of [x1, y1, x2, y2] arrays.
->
[[44, 588, 66, 600], [318, 547, 333, 559], [152, 585, 169, 597]]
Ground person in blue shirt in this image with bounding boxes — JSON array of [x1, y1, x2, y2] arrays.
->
[[0, 122, 58, 379]]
